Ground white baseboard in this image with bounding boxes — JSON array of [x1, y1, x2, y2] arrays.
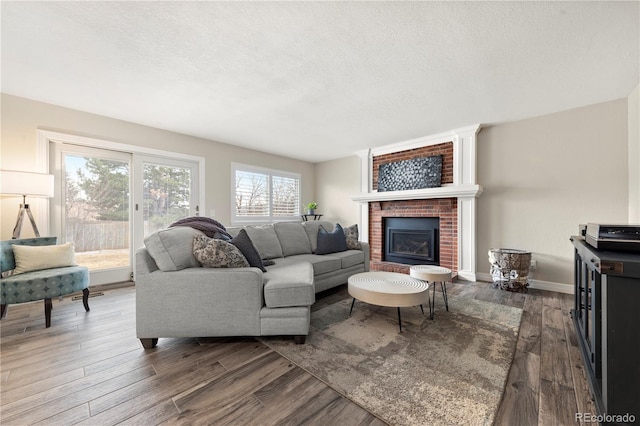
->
[[475, 272, 573, 295]]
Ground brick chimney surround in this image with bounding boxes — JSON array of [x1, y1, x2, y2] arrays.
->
[[351, 125, 482, 281]]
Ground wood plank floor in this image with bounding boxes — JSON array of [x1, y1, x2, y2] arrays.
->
[[1, 281, 596, 425]]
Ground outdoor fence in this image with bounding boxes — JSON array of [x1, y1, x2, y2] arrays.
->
[[66, 220, 130, 252]]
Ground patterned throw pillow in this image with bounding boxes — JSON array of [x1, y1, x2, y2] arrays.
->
[[344, 224, 362, 250], [316, 223, 348, 255], [192, 234, 249, 268]]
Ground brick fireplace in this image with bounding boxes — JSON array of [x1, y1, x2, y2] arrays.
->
[[352, 125, 482, 281], [368, 141, 458, 273], [369, 198, 457, 274]]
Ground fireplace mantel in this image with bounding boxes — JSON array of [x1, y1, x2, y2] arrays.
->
[[351, 184, 482, 203], [352, 124, 482, 281]]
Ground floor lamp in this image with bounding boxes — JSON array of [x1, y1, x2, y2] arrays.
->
[[0, 170, 55, 239]]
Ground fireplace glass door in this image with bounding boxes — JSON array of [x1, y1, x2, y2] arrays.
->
[[384, 217, 439, 265]]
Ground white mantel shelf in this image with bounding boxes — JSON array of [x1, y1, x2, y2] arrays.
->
[[351, 184, 483, 203]]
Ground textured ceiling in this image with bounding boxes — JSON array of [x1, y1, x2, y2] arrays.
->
[[2, 1, 638, 163]]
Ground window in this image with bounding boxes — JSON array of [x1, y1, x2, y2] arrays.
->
[[232, 163, 300, 223]]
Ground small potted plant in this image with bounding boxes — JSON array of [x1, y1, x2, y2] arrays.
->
[[306, 202, 318, 215]]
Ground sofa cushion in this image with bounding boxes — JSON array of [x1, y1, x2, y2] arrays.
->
[[243, 225, 284, 260], [144, 227, 203, 271], [230, 229, 266, 272], [193, 234, 249, 268], [316, 224, 348, 255], [273, 222, 312, 257], [263, 262, 314, 308], [344, 224, 362, 250], [301, 220, 335, 253], [12, 243, 76, 274], [280, 254, 341, 275], [327, 249, 365, 269]]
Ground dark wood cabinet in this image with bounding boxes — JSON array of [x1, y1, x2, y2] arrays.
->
[[571, 237, 640, 424]]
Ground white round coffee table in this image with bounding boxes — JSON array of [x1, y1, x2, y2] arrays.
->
[[347, 271, 430, 332], [410, 265, 452, 320]]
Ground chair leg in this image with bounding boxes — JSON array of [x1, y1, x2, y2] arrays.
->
[[1, 304, 7, 319], [44, 298, 52, 328], [294, 335, 306, 344], [82, 288, 90, 311]]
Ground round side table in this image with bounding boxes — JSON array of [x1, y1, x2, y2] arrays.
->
[[409, 265, 452, 320], [347, 271, 430, 332]]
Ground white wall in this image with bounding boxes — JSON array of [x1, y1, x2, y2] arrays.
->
[[477, 98, 628, 285], [0, 94, 316, 239], [629, 84, 640, 223]]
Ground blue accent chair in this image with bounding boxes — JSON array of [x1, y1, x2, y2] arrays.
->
[[1, 237, 90, 328]]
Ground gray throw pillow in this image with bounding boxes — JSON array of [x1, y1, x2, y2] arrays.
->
[[230, 229, 266, 272], [193, 234, 249, 268], [316, 223, 348, 255], [344, 224, 362, 250]]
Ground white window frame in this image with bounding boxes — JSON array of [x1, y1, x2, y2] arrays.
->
[[231, 162, 301, 225]]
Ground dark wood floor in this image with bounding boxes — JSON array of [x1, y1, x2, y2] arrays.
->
[[0, 280, 596, 425]]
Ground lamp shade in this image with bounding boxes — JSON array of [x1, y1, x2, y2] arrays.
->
[[0, 170, 54, 197]]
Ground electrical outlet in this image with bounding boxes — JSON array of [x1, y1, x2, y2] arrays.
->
[[210, 209, 216, 217], [530, 259, 537, 270]]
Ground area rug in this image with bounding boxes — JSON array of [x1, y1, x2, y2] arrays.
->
[[260, 295, 522, 425]]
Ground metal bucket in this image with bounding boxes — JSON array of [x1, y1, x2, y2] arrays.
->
[[488, 248, 532, 292]]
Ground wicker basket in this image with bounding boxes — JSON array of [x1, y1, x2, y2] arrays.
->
[[488, 248, 532, 292]]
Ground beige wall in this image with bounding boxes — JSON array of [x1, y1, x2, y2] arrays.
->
[[315, 155, 361, 226], [478, 98, 629, 285], [0, 94, 315, 239], [629, 84, 640, 223]]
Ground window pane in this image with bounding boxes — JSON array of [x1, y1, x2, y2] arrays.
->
[[143, 164, 192, 236], [235, 170, 269, 216], [272, 175, 299, 216], [64, 154, 130, 271]]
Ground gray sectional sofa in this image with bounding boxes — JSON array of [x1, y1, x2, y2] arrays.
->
[[135, 220, 369, 348]]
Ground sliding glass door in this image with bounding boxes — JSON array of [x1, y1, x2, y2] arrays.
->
[[58, 146, 132, 285], [132, 156, 199, 261], [51, 144, 200, 286]]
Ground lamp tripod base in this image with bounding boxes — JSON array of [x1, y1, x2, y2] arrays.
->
[[13, 203, 40, 239]]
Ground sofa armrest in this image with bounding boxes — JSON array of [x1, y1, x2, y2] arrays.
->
[[135, 247, 159, 277]]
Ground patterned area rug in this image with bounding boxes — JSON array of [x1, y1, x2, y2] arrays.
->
[[260, 295, 522, 425]]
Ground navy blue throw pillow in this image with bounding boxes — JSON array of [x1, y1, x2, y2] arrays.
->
[[316, 223, 348, 255], [230, 229, 267, 272]]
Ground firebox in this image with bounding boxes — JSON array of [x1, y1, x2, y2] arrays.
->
[[384, 217, 439, 265]]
